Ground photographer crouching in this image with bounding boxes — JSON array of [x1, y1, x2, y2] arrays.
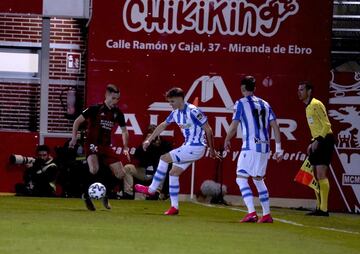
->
[[13, 145, 58, 197]]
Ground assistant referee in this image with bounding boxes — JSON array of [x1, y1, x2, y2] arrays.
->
[[298, 81, 335, 216]]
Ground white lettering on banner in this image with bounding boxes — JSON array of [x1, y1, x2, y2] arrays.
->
[[288, 45, 312, 55], [106, 39, 313, 55], [133, 40, 168, 50], [106, 39, 131, 49], [229, 43, 271, 53], [115, 114, 142, 135], [205, 147, 306, 161], [113, 76, 299, 141], [147, 75, 297, 140], [343, 175, 360, 185], [123, 0, 299, 37]]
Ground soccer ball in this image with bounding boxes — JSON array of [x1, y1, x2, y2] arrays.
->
[[88, 182, 106, 200]]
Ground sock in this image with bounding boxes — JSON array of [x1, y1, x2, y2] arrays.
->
[[314, 189, 321, 210], [253, 179, 270, 216], [236, 177, 255, 214], [319, 178, 330, 212], [149, 160, 169, 193], [83, 172, 97, 197], [169, 175, 179, 209]]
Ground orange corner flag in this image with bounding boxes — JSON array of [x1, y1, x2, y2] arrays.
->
[[294, 158, 319, 193]]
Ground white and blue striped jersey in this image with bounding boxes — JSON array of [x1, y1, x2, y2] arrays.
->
[[233, 96, 276, 153], [166, 103, 207, 146]]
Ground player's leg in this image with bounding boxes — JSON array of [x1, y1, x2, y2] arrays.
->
[[236, 151, 257, 222], [135, 153, 172, 195], [82, 154, 99, 211], [236, 176, 257, 222], [148, 153, 172, 192], [316, 165, 330, 215], [87, 154, 100, 175], [253, 176, 273, 223], [165, 145, 206, 214], [104, 161, 126, 209], [308, 136, 333, 216], [252, 153, 273, 223], [164, 165, 189, 215], [123, 164, 137, 197]]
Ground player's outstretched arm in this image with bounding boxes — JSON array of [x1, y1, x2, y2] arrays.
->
[[224, 120, 239, 152], [69, 115, 85, 147], [270, 120, 283, 162], [143, 121, 168, 151], [121, 126, 130, 161]]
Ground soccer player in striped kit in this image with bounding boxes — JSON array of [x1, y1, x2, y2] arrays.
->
[[135, 87, 218, 215], [224, 76, 283, 223]]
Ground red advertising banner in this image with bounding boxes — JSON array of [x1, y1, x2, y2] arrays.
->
[[327, 71, 360, 213], [85, 1, 352, 211], [0, 0, 42, 15]]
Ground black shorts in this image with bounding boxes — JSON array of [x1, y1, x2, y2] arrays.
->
[[308, 134, 335, 166]]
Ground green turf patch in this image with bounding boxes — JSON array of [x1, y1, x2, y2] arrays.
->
[[0, 197, 359, 254]]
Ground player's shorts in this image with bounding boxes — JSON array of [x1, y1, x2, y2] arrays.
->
[[236, 150, 269, 178], [84, 143, 120, 166], [169, 145, 206, 170], [308, 134, 335, 166]]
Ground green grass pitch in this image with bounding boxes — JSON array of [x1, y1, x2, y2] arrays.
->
[[0, 196, 359, 254]]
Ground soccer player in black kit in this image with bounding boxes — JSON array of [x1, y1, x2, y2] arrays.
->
[[70, 84, 130, 211]]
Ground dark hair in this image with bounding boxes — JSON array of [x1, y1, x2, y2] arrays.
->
[[36, 145, 50, 153], [299, 81, 313, 92], [165, 87, 184, 99], [106, 84, 120, 94], [241, 76, 256, 92]]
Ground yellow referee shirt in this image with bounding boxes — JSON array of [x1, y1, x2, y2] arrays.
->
[[306, 98, 333, 140]]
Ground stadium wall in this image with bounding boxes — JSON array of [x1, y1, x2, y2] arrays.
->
[[0, 1, 359, 213], [0, 13, 86, 193], [0, 14, 86, 132]]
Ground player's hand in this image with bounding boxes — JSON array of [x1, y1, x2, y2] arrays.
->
[[274, 151, 283, 162], [143, 140, 150, 151], [209, 148, 221, 160], [69, 138, 77, 148], [311, 141, 319, 153], [224, 140, 231, 153], [123, 147, 130, 161]]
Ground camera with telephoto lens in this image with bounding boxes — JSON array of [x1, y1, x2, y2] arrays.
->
[[9, 154, 36, 165]]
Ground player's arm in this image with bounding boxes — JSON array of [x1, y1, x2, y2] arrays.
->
[[270, 119, 283, 162], [116, 110, 130, 160], [143, 121, 168, 151], [69, 114, 86, 147], [315, 102, 332, 139], [311, 102, 332, 153], [202, 122, 217, 159], [121, 126, 130, 159], [224, 100, 241, 152], [224, 120, 239, 152]]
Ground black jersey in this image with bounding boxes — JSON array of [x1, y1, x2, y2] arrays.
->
[[82, 103, 126, 146]]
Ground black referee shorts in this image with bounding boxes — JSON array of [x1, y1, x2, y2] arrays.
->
[[308, 134, 335, 166]]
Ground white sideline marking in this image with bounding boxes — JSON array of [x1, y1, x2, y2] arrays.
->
[[194, 202, 359, 235]]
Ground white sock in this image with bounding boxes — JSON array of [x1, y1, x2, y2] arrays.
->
[[169, 175, 179, 209], [149, 160, 169, 193], [253, 179, 270, 216], [236, 177, 255, 213]]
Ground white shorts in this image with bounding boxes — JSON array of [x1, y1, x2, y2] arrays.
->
[[236, 150, 269, 178], [169, 145, 206, 170]]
